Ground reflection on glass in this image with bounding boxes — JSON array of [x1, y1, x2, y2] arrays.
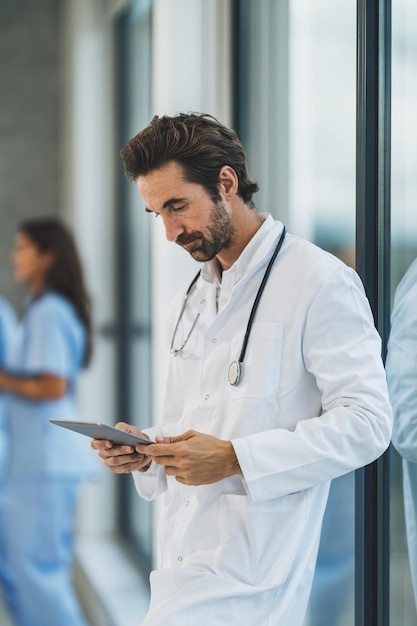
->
[[386, 259, 417, 622], [388, 0, 417, 622]]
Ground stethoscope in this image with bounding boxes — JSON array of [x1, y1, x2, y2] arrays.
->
[[170, 226, 287, 386]]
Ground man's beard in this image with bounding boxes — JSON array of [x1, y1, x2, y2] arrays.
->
[[176, 199, 236, 262]]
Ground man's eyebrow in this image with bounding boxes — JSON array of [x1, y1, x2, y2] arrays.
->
[[145, 197, 187, 213]]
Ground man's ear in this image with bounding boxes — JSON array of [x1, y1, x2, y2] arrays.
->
[[218, 165, 238, 198]]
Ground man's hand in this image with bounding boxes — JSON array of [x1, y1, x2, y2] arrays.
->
[[91, 422, 151, 474], [135, 430, 242, 485]]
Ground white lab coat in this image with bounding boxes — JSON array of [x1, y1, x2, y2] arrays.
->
[[134, 216, 392, 626], [386, 257, 417, 607]]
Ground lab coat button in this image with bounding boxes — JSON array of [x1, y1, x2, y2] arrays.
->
[[185, 500, 190, 507], [212, 337, 217, 343], [200, 299, 206, 305], [204, 394, 210, 400], [177, 555, 183, 562]]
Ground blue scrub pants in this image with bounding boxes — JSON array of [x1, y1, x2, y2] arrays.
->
[[0, 483, 18, 619], [3, 478, 89, 626], [0, 429, 18, 618]]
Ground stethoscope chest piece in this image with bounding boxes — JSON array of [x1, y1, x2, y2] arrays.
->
[[228, 360, 242, 386]]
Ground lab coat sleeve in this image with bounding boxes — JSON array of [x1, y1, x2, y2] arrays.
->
[[232, 267, 392, 503], [386, 279, 417, 462], [131, 426, 168, 501]]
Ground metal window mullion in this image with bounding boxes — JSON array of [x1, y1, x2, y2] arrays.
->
[[355, 1, 391, 625]]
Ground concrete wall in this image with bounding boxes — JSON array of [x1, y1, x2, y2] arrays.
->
[[0, 0, 62, 312]]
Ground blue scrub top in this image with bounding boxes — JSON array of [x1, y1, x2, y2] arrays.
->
[[5, 292, 96, 479], [0, 296, 18, 477]]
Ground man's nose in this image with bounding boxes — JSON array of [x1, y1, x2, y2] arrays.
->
[[162, 215, 184, 242]]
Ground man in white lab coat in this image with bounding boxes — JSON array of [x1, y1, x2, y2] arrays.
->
[[93, 113, 392, 625]]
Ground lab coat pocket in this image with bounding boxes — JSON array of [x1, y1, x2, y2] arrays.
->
[[214, 490, 307, 587], [229, 322, 284, 399]]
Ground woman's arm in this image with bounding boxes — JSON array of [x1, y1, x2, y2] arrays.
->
[[0, 370, 68, 400]]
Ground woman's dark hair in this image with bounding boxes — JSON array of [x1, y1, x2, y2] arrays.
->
[[18, 217, 93, 367], [120, 113, 259, 206]]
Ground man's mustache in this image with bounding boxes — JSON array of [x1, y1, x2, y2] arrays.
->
[[176, 232, 203, 246]]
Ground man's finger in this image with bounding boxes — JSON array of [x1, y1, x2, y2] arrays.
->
[[155, 430, 196, 445], [136, 442, 175, 458]]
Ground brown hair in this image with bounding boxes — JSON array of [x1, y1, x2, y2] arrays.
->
[[18, 217, 93, 367], [120, 113, 259, 205]]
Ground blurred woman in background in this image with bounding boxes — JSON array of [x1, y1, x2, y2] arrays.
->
[[0, 217, 94, 626], [0, 295, 17, 612]]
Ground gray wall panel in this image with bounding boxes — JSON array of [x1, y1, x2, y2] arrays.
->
[[0, 0, 62, 312]]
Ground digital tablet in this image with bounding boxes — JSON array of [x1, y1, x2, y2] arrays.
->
[[49, 419, 153, 447]]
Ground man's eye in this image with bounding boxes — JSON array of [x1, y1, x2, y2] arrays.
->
[[173, 205, 185, 212]]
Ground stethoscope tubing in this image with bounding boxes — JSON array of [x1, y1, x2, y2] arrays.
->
[[170, 271, 201, 356], [236, 226, 287, 364], [171, 225, 287, 385]]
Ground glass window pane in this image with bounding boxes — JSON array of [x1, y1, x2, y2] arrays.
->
[[117, 0, 153, 570], [386, 0, 417, 622], [291, 4, 356, 624]]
